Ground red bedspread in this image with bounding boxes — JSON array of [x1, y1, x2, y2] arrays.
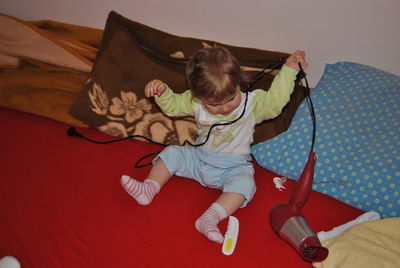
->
[[0, 108, 363, 267]]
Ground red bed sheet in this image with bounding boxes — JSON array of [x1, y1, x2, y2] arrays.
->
[[0, 108, 363, 267]]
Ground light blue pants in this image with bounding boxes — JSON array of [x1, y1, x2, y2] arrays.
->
[[154, 145, 256, 207]]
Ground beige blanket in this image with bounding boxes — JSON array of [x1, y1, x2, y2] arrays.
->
[[314, 217, 400, 268]]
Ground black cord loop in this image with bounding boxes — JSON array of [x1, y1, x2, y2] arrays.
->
[[67, 60, 296, 168]]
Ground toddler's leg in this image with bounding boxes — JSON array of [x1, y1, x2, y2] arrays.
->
[[121, 159, 171, 205], [195, 192, 245, 243]]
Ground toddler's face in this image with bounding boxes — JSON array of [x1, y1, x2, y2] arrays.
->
[[200, 88, 241, 115]]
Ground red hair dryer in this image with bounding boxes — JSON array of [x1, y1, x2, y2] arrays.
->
[[269, 152, 329, 262]]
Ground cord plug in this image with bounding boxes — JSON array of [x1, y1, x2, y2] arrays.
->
[[67, 127, 83, 138]]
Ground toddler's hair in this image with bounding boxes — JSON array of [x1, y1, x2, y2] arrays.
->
[[186, 47, 242, 102]]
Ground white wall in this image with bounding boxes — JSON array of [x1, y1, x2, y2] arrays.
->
[[1, 0, 399, 86]]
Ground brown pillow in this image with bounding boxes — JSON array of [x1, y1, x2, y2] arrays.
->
[[70, 11, 305, 145]]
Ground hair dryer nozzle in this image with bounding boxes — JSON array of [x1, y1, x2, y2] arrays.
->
[[301, 236, 329, 262], [277, 214, 328, 262]]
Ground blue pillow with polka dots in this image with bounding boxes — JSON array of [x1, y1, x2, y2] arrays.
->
[[252, 62, 399, 218]]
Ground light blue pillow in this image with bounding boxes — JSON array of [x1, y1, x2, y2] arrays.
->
[[252, 62, 399, 218]]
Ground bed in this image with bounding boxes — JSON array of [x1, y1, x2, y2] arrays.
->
[[1, 11, 398, 268]]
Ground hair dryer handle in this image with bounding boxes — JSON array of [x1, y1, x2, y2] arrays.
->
[[289, 152, 316, 211]]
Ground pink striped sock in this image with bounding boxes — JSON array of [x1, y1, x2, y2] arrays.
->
[[121, 175, 160, 205], [195, 202, 227, 243]]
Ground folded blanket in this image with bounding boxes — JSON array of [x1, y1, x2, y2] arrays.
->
[[0, 13, 99, 71], [0, 14, 103, 127]]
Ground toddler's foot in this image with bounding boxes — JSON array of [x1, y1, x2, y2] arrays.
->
[[195, 202, 227, 243], [121, 175, 160, 205]]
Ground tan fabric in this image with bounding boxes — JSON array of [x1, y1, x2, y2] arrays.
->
[[0, 14, 93, 72], [0, 59, 89, 127], [313, 217, 400, 268], [0, 14, 103, 127], [0, 52, 19, 68]]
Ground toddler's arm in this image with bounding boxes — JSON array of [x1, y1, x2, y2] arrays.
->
[[251, 50, 308, 122], [144, 80, 196, 117]]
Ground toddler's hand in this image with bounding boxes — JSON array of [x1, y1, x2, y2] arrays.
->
[[285, 50, 308, 71], [144, 79, 167, 97]]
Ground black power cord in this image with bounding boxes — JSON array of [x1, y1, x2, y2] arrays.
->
[[67, 59, 301, 168], [67, 126, 166, 146], [298, 63, 316, 153]]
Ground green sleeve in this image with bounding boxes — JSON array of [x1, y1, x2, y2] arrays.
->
[[252, 64, 298, 123], [154, 86, 197, 117]]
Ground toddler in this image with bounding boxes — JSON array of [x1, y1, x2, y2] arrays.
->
[[121, 47, 308, 243]]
